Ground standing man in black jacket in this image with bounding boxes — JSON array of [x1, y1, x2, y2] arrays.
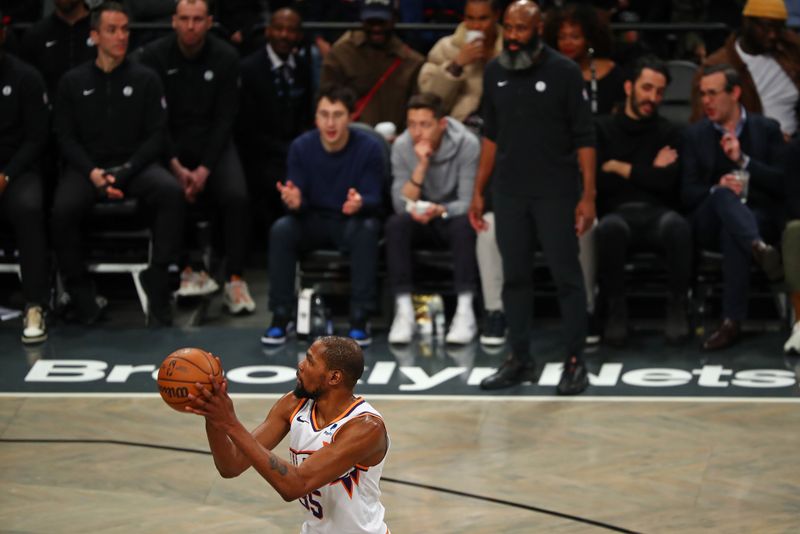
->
[[594, 55, 691, 346], [138, 0, 254, 315], [0, 14, 50, 344], [469, 0, 596, 395], [51, 2, 184, 326]]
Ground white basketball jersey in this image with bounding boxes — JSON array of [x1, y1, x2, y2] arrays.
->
[[289, 397, 389, 534]]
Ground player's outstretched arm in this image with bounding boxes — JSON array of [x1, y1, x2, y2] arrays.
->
[[189, 381, 297, 478]]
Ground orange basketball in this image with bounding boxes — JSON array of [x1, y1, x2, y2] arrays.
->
[[157, 347, 222, 412]]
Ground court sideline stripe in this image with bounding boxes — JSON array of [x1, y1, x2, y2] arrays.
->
[[2, 392, 799, 403], [0, 437, 641, 533]]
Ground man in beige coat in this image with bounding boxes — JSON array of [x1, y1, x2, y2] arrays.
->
[[321, 0, 424, 130], [418, 0, 502, 123]]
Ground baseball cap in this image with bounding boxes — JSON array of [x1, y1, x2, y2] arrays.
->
[[361, 0, 393, 21]]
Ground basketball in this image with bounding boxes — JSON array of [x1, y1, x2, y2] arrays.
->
[[157, 347, 222, 412]]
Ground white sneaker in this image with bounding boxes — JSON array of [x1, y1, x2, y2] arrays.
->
[[176, 268, 219, 297], [785, 321, 800, 354], [388, 311, 415, 344], [445, 310, 477, 345], [223, 279, 256, 314], [22, 306, 47, 344]]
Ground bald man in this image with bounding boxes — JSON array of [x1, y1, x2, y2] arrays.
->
[[469, 0, 596, 394]]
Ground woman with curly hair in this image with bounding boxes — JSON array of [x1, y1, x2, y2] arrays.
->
[[543, 2, 625, 115]]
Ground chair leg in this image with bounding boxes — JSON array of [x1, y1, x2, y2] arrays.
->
[[132, 268, 149, 320]]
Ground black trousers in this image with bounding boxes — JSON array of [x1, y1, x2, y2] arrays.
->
[[494, 190, 586, 359], [692, 187, 782, 320], [0, 171, 49, 306], [384, 212, 478, 295], [195, 143, 249, 277], [268, 212, 381, 317], [51, 164, 185, 285], [596, 203, 692, 298]]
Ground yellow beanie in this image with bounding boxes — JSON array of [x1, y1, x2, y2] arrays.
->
[[743, 0, 788, 20]]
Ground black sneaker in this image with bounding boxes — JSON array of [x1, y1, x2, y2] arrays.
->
[[479, 355, 537, 390], [479, 310, 507, 346], [557, 355, 588, 395], [261, 315, 295, 345]]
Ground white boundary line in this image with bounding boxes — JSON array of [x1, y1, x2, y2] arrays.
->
[[1, 392, 800, 403]]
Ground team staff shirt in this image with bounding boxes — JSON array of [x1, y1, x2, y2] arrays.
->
[[0, 53, 48, 178], [286, 128, 385, 216], [482, 45, 595, 198], [20, 13, 95, 99], [54, 59, 167, 189], [289, 397, 389, 534], [137, 34, 240, 170]]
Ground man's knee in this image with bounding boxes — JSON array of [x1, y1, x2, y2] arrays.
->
[[596, 214, 629, 242], [269, 215, 301, 244], [385, 213, 412, 237]]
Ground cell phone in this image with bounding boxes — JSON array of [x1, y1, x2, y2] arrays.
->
[[465, 30, 484, 43]]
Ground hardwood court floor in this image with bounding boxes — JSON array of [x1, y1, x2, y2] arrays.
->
[[2, 395, 799, 533]]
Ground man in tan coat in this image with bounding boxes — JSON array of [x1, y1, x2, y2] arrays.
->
[[418, 0, 503, 123], [320, 0, 423, 129]]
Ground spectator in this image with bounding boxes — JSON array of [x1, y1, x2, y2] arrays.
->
[[690, 0, 800, 140], [543, 2, 625, 115], [386, 93, 480, 345], [417, 0, 502, 124], [261, 86, 384, 348], [138, 0, 254, 315], [51, 2, 184, 326], [682, 64, 786, 351], [595, 55, 691, 346], [320, 0, 425, 129], [470, 1, 596, 395], [0, 14, 50, 344], [238, 7, 312, 236], [781, 138, 800, 354], [20, 0, 94, 100]]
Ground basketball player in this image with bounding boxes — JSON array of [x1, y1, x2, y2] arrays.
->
[[188, 336, 390, 533]]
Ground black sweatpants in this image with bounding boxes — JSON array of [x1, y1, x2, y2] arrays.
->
[[596, 203, 692, 298], [0, 170, 49, 306], [494, 190, 586, 359], [51, 164, 185, 285]]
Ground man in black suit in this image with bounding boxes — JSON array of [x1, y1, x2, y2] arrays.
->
[[237, 7, 312, 233], [681, 63, 786, 351]]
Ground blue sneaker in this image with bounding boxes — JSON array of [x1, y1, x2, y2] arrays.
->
[[261, 316, 295, 345], [348, 318, 372, 347]]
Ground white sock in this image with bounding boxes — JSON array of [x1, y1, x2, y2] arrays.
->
[[456, 291, 474, 316], [396, 293, 414, 317]]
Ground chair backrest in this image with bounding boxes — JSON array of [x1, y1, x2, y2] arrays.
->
[[664, 60, 698, 104]]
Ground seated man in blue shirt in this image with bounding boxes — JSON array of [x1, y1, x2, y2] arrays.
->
[[261, 86, 385, 347]]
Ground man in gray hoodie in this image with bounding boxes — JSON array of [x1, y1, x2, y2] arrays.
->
[[386, 93, 480, 345]]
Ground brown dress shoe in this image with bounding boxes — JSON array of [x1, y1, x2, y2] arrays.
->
[[702, 318, 742, 351], [751, 240, 783, 281]]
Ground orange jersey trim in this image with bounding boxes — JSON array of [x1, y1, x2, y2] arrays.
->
[[311, 396, 364, 431], [289, 398, 308, 422]]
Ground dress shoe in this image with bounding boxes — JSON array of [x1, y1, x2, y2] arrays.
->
[[751, 240, 783, 281], [702, 318, 741, 351], [604, 297, 628, 347], [557, 355, 589, 395], [480, 355, 537, 390], [665, 294, 690, 344]]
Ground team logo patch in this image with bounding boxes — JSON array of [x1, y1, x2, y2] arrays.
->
[[204, 70, 214, 81], [535, 81, 546, 93], [43, 93, 49, 105], [1, 85, 11, 96], [123, 86, 133, 97], [161, 97, 167, 109]]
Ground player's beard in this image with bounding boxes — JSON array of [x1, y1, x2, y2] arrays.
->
[[498, 36, 542, 71], [294, 381, 321, 399]]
